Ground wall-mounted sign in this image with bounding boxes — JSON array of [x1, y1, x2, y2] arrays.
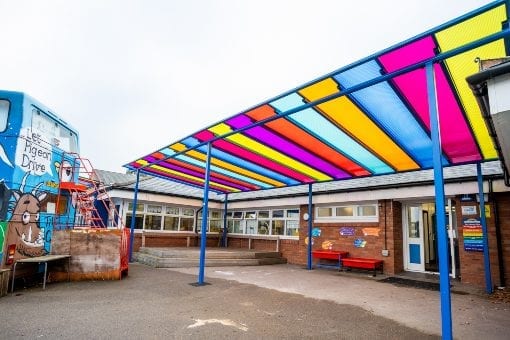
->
[[312, 227, 321, 237], [322, 240, 334, 250], [460, 194, 475, 202], [339, 227, 355, 236], [462, 217, 483, 252], [362, 227, 380, 236], [353, 238, 367, 248], [461, 205, 477, 216]]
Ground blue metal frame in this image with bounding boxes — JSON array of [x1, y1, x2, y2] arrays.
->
[[477, 163, 493, 293], [128, 170, 140, 263], [197, 142, 212, 285], [127, 28, 510, 176], [222, 194, 229, 247], [124, 1, 505, 174], [307, 183, 313, 270], [426, 62, 452, 340]]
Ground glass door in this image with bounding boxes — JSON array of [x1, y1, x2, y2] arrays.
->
[[404, 204, 425, 272]]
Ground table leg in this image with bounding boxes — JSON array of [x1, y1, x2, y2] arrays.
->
[[11, 262, 18, 295], [42, 262, 47, 289]]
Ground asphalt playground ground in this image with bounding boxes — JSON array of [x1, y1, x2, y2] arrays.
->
[[1, 263, 509, 339]]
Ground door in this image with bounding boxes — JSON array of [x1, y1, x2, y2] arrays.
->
[[404, 205, 425, 271]]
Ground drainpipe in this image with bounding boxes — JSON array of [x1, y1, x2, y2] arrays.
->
[[194, 206, 204, 233], [489, 179, 506, 288]]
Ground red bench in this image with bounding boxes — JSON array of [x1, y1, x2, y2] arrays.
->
[[311, 250, 349, 270], [341, 258, 384, 277]]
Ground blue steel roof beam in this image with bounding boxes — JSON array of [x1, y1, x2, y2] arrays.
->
[[125, 28, 510, 172]]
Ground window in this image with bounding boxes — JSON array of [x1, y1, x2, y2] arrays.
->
[[126, 214, 143, 229], [0, 100, 9, 132], [272, 220, 284, 235], [147, 205, 162, 214], [166, 207, 179, 215], [180, 217, 194, 231], [317, 207, 332, 217], [163, 216, 179, 231], [272, 210, 284, 218], [358, 205, 377, 217], [286, 220, 299, 236], [128, 203, 144, 212], [144, 215, 161, 230], [315, 203, 378, 222], [125, 202, 195, 232], [31, 108, 78, 153], [336, 207, 353, 217], [286, 209, 299, 219], [225, 208, 299, 237], [258, 211, 269, 219]]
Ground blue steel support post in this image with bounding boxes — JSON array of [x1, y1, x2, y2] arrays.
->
[[222, 194, 229, 247], [307, 183, 313, 270], [477, 163, 493, 293], [129, 170, 140, 263], [198, 142, 212, 285], [426, 62, 452, 340]]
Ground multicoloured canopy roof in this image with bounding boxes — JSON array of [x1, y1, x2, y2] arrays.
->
[[125, 1, 510, 194]]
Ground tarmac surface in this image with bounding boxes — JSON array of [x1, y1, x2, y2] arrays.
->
[[1, 263, 509, 339]]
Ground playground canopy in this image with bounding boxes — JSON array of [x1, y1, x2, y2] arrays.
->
[[125, 1, 509, 195]]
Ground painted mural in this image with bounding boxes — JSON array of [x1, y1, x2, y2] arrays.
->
[[0, 92, 79, 265], [5, 173, 48, 258]]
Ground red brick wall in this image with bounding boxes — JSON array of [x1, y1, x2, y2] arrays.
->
[[458, 193, 510, 288], [495, 193, 510, 287], [294, 202, 401, 274]]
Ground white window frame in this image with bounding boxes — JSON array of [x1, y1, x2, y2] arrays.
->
[[315, 202, 378, 223]]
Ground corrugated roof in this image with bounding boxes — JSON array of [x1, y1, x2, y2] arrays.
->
[[99, 161, 504, 202], [95, 169, 223, 201], [125, 1, 509, 195]]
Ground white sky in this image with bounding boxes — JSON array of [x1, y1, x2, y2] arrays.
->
[[0, 0, 495, 172]]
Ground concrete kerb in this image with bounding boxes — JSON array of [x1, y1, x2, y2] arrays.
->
[[168, 264, 510, 339]]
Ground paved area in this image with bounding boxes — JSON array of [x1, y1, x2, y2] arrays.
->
[[171, 264, 510, 339], [0, 263, 508, 339]]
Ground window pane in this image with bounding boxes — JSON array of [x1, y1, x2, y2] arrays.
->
[[245, 211, 256, 219], [166, 207, 179, 215], [211, 211, 221, 219], [272, 210, 284, 218], [286, 220, 299, 236], [180, 217, 194, 231], [272, 220, 285, 235], [408, 206, 420, 238], [317, 207, 332, 217], [163, 216, 178, 231], [358, 205, 376, 216], [147, 205, 162, 214], [228, 220, 243, 233], [58, 125, 79, 153], [336, 207, 354, 216], [258, 220, 270, 234], [126, 214, 143, 229], [246, 220, 257, 234], [233, 211, 243, 219], [210, 219, 222, 232], [286, 209, 299, 218], [0, 100, 9, 132], [258, 211, 269, 219], [144, 215, 162, 230], [128, 203, 144, 212], [182, 208, 194, 216], [226, 212, 233, 218]]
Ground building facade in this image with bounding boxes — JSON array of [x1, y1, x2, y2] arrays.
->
[[97, 161, 510, 290]]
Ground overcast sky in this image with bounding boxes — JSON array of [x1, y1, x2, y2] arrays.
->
[[0, 0, 494, 172]]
